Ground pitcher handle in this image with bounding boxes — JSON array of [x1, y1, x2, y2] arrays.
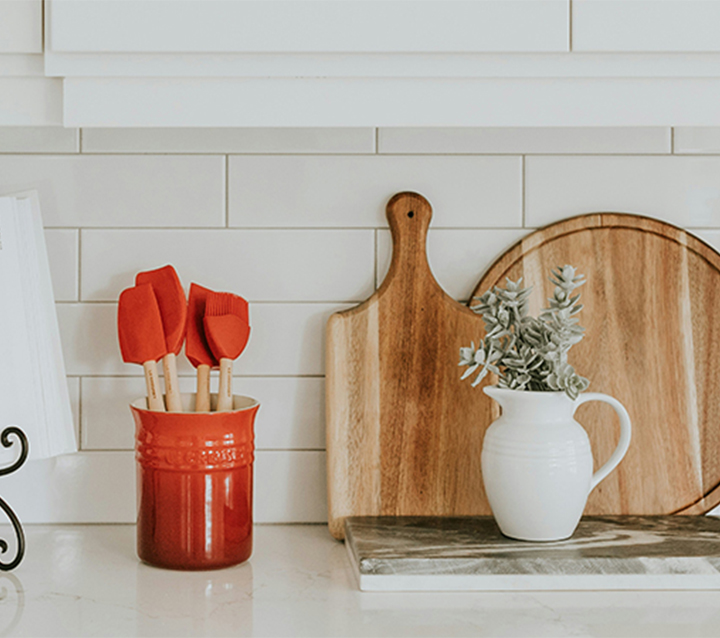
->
[[576, 393, 632, 493]]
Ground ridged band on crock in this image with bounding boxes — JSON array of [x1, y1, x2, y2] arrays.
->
[[136, 435, 254, 471]]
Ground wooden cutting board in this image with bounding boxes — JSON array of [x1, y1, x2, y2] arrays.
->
[[471, 213, 720, 518], [326, 192, 489, 539]]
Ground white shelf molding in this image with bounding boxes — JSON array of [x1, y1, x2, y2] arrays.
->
[[64, 77, 720, 128], [48, 0, 569, 53]]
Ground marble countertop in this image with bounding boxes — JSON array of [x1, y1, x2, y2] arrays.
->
[[2, 524, 720, 637]]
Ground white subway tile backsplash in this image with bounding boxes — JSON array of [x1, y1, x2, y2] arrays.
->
[[378, 128, 671, 155], [526, 156, 720, 228], [0, 155, 225, 227], [82, 376, 325, 452], [16, 127, 720, 523], [674, 128, 720, 155], [81, 229, 375, 302], [45, 229, 78, 301], [228, 155, 522, 228], [82, 128, 375, 154], [377, 228, 530, 301], [58, 302, 351, 377], [0, 127, 79, 153], [4, 450, 325, 523]]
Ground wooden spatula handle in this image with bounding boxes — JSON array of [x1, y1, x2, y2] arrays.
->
[[217, 358, 233, 412], [162, 353, 183, 412], [195, 364, 211, 412], [142, 360, 165, 411]]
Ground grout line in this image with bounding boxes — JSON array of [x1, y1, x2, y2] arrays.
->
[[56, 299, 366, 306], [224, 154, 230, 227], [45, 225, 531, 232], [76, 374, 325, 379], [81, 447, 327, 453], [671, 127, 675, 154], [374, 229, 378, 290], [78, 128, 83, 153], [374, 128, 379, 154], [77, 378, 83, 451], [569, 0, 573, 52], [76, 229, 82, 301], [521, 155, 526, 227], [45, 225, 380, 231]]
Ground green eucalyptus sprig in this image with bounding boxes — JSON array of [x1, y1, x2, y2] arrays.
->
[[459, 265, 590, 400]]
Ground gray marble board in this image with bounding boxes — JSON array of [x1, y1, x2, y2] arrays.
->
[[344, 516, 720, 591]]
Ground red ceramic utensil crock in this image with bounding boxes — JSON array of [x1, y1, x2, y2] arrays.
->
[[132, 393, 259, 570]]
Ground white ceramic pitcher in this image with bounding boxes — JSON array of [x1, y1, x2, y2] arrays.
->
[[482, 386, 632, 541]]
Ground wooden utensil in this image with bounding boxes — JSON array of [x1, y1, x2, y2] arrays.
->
[[470, 213, 720, 516], [204, 292, 250, 412], [326, 192, 488, 540], [186, 283, 219, 412], [118, 283, 166, 412], [136, 265, 187, 412]]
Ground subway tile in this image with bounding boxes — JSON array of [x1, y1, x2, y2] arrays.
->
[[0, 449, 325, 523], [228, 155, 522, 228], [255, 451, 327, 523], [674, 128, 720, 154], [0, 155, 225, 227], [0, 1, 42, 53], [45, 229, 78, 301], [377, 228, 530, 301], [574, 1, 720, 52], [694, 230, 720, 254], [4, 451, 135, 523], [82, 376, 325, 452], [526, 156, 720, 228], [82, 127, 375, 154], [81, 229, 374, 302], [58, 302, 351, 377], [0, 127, 79, 153], [378, 128, 671, 155]]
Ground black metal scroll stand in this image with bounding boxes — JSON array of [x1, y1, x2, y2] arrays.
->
[[0, 428, 27, 571]]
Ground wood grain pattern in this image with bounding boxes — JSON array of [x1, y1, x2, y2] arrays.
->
[[471, 213, 720, 517], [326, 193, 491, 539]]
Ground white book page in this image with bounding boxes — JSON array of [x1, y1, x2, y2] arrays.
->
[[0, 197, 43, 460], [0, 193, 76, 460]]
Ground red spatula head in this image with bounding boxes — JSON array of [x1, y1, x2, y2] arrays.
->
[[186, 283, 219, 368], [136, 265, 187, 354], [118, 284, 167, 364], [203, 292, 250, 361]]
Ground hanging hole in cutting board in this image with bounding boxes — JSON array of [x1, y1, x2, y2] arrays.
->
[[407, 211, 414, 218]]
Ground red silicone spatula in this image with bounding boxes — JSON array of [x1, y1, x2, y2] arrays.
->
[[186, 283, 219, 412], [136, 265, 187, 412], [204, 292, 250, 412], [118, 284, 167, 411]]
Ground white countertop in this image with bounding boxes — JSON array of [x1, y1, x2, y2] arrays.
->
[[2, 524, 720, 637]]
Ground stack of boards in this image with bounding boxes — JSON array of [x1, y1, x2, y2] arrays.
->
[[326, 193, 720, 539], [0, 192, 75, 460]]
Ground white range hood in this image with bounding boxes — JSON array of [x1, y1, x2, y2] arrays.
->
[[8, 0, 720, 127]]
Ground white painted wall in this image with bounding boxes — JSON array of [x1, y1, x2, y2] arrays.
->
[[1, 126, 719, 523]]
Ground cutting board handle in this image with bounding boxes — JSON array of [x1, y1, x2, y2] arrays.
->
[[382, 192, 435, 291]]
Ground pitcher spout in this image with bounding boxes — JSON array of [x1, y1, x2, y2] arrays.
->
[[483, 385, 576, 422]]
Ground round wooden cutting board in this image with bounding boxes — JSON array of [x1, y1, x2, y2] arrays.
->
[[470, 213, 720, 517]]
